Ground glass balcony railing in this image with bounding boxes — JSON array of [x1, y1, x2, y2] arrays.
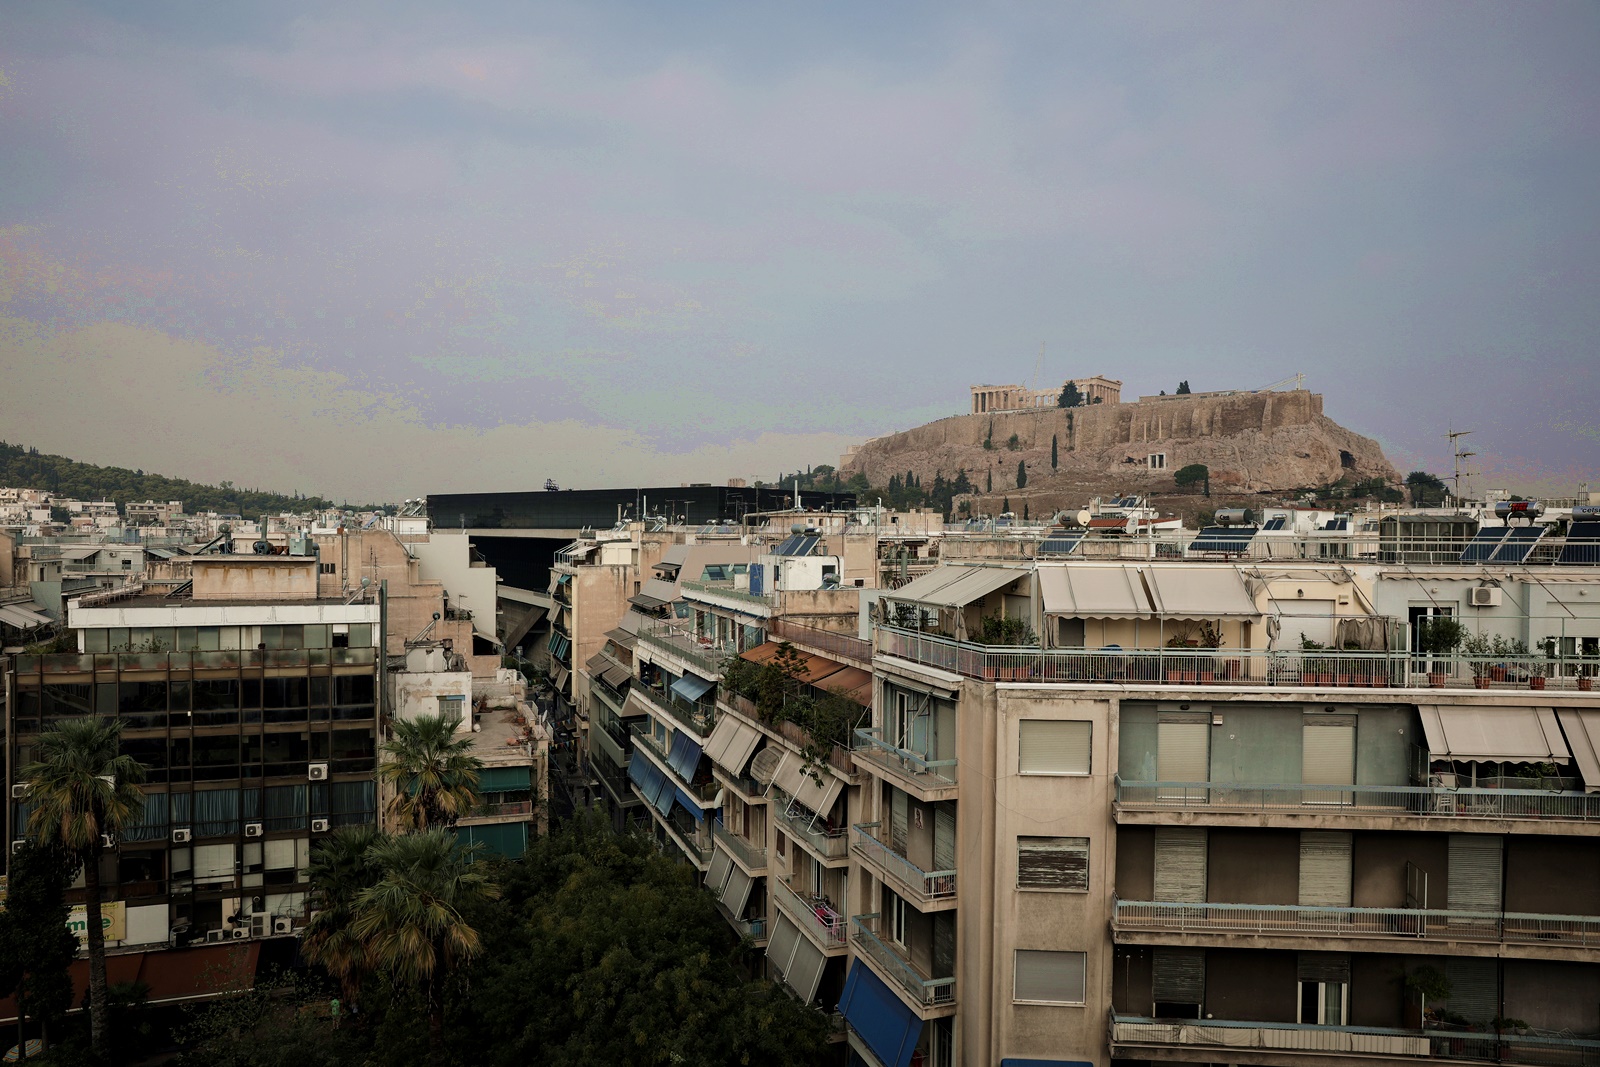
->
[[850, 914, 955, 1008], [850, 823, 955, 903]]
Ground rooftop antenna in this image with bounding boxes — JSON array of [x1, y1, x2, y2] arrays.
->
[[1447, 427, 1476, 504]]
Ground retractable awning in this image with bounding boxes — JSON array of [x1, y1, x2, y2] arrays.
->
[[1142, 567, 1260, 619], [819, 666, 874, 707], [839, 961, 924, 1067], [886, 566, 976, 605], [628, 756, 670, 808], [1557, 709, 1600, 792], [1038, 565, 1153, 618], [603, 627, 637, 650], [628, 593, 669, 610], [704, 715, 764, 775], [667, 730, 704, 782], [1418, 704, 1570, 764], [670, 673, 716, 703], [0, 604, 53, 629], [641, 578, 679, 603], [906, 566, 1027, 608], [770, 751, 844, 816], [601, 664, 632, 690]]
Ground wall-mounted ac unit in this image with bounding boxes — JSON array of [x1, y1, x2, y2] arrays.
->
[[244, 822, 264, 838], [10, 839, 27, 855], [11, 783, 29, 800], [310, 818, 330, 833], [172, 828, 192, 843], [308, 763, 329, 781], [204, 929, 226, 943], [271, 916, 294, 935], [249, 914, 269, 937], [1469, 586, 1502, 608], [231, 927, 250, 940]]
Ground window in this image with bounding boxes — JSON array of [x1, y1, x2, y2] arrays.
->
[[889, 892, 908, 947], [1018, 837, 1089, 891], [437, 694, 466, 717], [1018, 720, 1091, 775], [320, 562, 336, 574], [1013, 950, 1087, 1005], [1147, 453, 1166, 470], [1299, 981, 1348, 1025]]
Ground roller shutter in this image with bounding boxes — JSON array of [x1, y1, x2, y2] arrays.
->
[[1014, 950, 1086, 1004], [1154, 827, 1207, 903], [1298, 953, 1351, 984], [1447, 834, 1503, 914], [1152, 948, 1205, 1005], [933, 806, 956, 873], [1017, 837, 1089, 891], [1157, 716, 1210, 800], [1444, 958, 1498, 1024], [1303, 716, 1356, 801], [1018, 719, 1092, 775], [1299, 831, 1353, 908], [890, 789, 909, 855]]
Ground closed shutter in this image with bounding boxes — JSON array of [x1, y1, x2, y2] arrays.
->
[[1014, 950, 1086, 1004], [1157, 719, 1210, 781], [1018, 837, 1089, 891], [1303, 717, 1356, 789], [193, 843, 235, 879], [1018, 720, 1092, 775], [1299, 831, 1353, 907], [1152, 948, 1206, 1004], [725, 868, 755, 916], [1444, 958, 1498, 1024], [1448, 834, 1503, 914], [1297, 953, 1351, 984], [786, 938, 828, 1003], [707, 847, 734, 897], [890, 788, 909, 855], [932, 911, 955, 976], [933, 806, 956, 873], [1154, 827, 1207, 903], [765, 914, 800, 977]]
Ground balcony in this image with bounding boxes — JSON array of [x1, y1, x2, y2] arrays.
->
[[630, 684, 714, 737], [713, 821, 767, 871], [851, 728, 956, 800], [11, 647, 378, 675], [658, 804, 714, 870], [714, 897, 768, 944], [634, 619, 731, 678], [875, 625, 1600, 693], [1114, 776, 1600, 832], [768, 618, 872, 665], [1111, 1014, 1600, 1065], [771, 877, 849, 952], [850, 824, 956, 909], [628, 723, 719, 803], [770, 787, 850, 864], [1113, 899, 1600, 957], [850, 914, 956, 1013], [712, 763, 766, 801]]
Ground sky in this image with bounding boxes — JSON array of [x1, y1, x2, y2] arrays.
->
[[1, 1, 1597, 502]]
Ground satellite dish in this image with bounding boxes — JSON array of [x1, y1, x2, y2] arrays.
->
[[750, 747, 782, 785]]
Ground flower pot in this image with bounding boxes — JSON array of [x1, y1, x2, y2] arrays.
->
[[1473, 677, 1490, 690], [1198, 670, 1215, 685], [1165, 669, 1182, 683], [1337, 674, 1352, 687], [1580, 677, 1594, 692], [1428, 672, 1447, 688], [1530, 676, 1546, 690], [1489, 666, 1508, 682]]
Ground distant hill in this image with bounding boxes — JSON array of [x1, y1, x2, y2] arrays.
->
[[0, 441, 353, 516]]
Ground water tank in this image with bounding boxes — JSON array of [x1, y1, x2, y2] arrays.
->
[[1214, 508, 1255, 527]]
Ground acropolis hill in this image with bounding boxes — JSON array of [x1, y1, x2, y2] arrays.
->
[[839, 387, 1399, 499]]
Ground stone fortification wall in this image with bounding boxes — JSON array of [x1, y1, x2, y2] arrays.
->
[[843, 391, 1396, 494]]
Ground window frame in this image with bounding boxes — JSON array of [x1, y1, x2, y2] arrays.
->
[[1017, 719, 1093, 776], [1012, 949, 1088, 1006]]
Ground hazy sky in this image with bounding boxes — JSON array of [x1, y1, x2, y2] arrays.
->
[[2, 1, 1597, 501]]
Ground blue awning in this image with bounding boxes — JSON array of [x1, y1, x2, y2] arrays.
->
[[669, 673, 716, 703], [666, 730, 704, 782], [839, 961, 922, 1067], [673, 786, 704, 819], [627, 756, 669, 808]]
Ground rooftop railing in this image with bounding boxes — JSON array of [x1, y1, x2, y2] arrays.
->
[[679, 579, 772, 607], [1114, 777, 1600, 822], [772, 877, 848, 949], [852, 727, 957, 788], [1114, 899, 1600, 948], [768, 618, 872, 664], [1111, 1013, 1600, 1064], [850, 824, 955, 903], [850, 914, 956, 1008], [876, 626, 1599, 692]]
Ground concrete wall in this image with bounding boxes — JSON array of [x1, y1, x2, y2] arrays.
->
[[1206, 948, 1297, 1023], [1352, 831, 1449, 908], [1350, 954, 1407, 1027], [390, 668, 473, 725], [1506, 838, 1600, 915], [192, 557, 319, 600], [1505, 961, 1600, 1033], [409, 531, 499, 630], [1209, 829, 1298, 904], [1115, 826, 1155, 901]]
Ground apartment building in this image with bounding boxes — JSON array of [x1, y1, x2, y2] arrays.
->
[[832, 518, 1600, 1067], [3, 553, 381, 1007]]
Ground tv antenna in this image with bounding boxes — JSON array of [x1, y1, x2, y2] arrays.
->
[[1447, 427, 1476, 503]]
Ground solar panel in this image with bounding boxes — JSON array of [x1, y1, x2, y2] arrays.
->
[[1489, 525, 1544, 563], [1262, 517, 1288, 531], [1459, 527, 1506, 563], [773, 535, 820, 556], [1188, 526, 1257, 554], [1559, 521, 1600, 565], [1038, 531, 1083, 555]]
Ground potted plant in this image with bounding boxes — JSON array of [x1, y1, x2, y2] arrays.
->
[[1417, 617, 1465, 687], [1194, 621, 1224, 684], [1404, 965, 1452, 1030], [1300, 637, 1333, 686], [1461, 631, 1495, 689]]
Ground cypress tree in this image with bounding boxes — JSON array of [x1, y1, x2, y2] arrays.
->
[[1016, 460, 1027, 489], [1051, 434, 1058, 469]]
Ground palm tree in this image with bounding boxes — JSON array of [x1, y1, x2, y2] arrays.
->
[[351, 830, 499, 1061], [301, 824, 385, 1004], [379, 713, 482, 832], [21, 718, 145, 1054]]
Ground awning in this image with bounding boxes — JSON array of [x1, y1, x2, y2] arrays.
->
[[478, 766, 531, 791], [786, 937, 828, 1003], [628, 757, 670, 808], [819, 666, 874, 707], [1557, 710, 1600, 793], [673, 785, 705, 817], [667, 730, 704, 782], [885, 566, 987, 605], [1418, 705, 1570, 764], [1143, 567, 1259, 619], [619, 612, 643, 635], [1038, 565, 1153, 618], [472, 626, 503, 648], [0, 604, 52, 629], [603, 627, 638, 651], [741, 643, 784, 665], [704, 715, 764, 775], [894, 566, 1027, 608], [839, 960, 924, 1067], [660, 544, 691, 569], [601, 664, 632, 690], [555, 572, 572, 586], [670, 673, 716, 703], [771, 751, 844, 817], [641, 578, 679, 603], [724, 866, 755, 916], [585, 652, 612, 676], [550, 665, 570, 693], [629, 593, 669, 610]]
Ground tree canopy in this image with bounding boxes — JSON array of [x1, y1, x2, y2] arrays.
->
[[1057, 382, 1082, 408]]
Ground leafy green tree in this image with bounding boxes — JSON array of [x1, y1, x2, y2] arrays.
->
[[1406, 471, 1448, 506], [1051, 434, 1058, 469], [380, 714, 483, 832], [1057, 382, 1081, 408], [1016, 460, 1027, 488], [302, 825, 386, 1003], [21, 719, 146, 1055], [1174, 463, 1209, 493], [0, 843, 79, 1058], [175, 971, 361, 1067], [1176, 380, 1191, 394], [1005, 433, 1019, 451]]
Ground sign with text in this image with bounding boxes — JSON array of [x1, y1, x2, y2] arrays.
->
[[68, 900, 126, 943]]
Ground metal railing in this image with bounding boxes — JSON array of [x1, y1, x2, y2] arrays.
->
[[470, 800, 533, 817], [850, 823, 955, 902], [1114, 777, 1600, 822], [852, 728, 957, 788], [661, 806, 714, 866], [713, 821, 768, 869], [11, 647, 378, 674], [680, 579, 772, 607], [630, 684, 715, 737], [635, 619, 732, 677], [876, 626, 1600, 692], [770, 787, 850, 860], [772, 877, 848, 948], [1114, 899, 1600, 947], [714, 897, 768, 942], [628, 723, 718, 801], [712, 763, 768, 800], [768, 618, 872, 664], [851, 914, 956, 1008], [1111, 1013, 1600, 1064]]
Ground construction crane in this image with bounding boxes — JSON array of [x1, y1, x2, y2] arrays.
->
[[1029, 342, 1046, 393], [1255, 373, 1306, 392]]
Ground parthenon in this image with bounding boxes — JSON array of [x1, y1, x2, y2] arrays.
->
[[969, 375, 1121, 413]]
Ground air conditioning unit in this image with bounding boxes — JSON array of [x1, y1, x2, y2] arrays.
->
[[100, 834, 115, 849], [1469, 586, 1502, 607], [231, 927, 250, 940], [11, 839, 27, 855], [310, 818, 330, 833], [271, 916, 294, 935], [308, 763, 329, 781], [204, 929, 226, 943], [172, 828, 192, 844], [244, 822, 264, 838], [11, 783, 29, 800], [249, 913, 269, 937], [97, 774, 116, 788]]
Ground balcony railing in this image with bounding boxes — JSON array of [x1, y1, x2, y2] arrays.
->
[[470, 800, 533, 817], [852, 728, 957, 788], [635, 619, 732, 678], [715, 897, 768, 942], [850, 823, 955, 903], [1114, 777, 1600, 822], [851, 914, 956, 1008], [1111, 1014, 1600, 1065], [770, 787, 850, 860], [628, 723, 719, 802], [630, 684, 715, 737], [876, 626, 1600, 692], [768, 618, 872, 665], [713, 821, 768, 870], [712, 763, 767, 800], [661, 806, 714, 866], [11, 647, 378, 674], [1114, 899, 1600, 948], [772, 877, 848, 949], [680, 578, 771, 608]]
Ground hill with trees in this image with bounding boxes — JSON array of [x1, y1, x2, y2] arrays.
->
[[0, 441, 358, 515]]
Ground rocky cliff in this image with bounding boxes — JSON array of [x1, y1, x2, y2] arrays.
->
[[842, 390, 1397, 496]]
